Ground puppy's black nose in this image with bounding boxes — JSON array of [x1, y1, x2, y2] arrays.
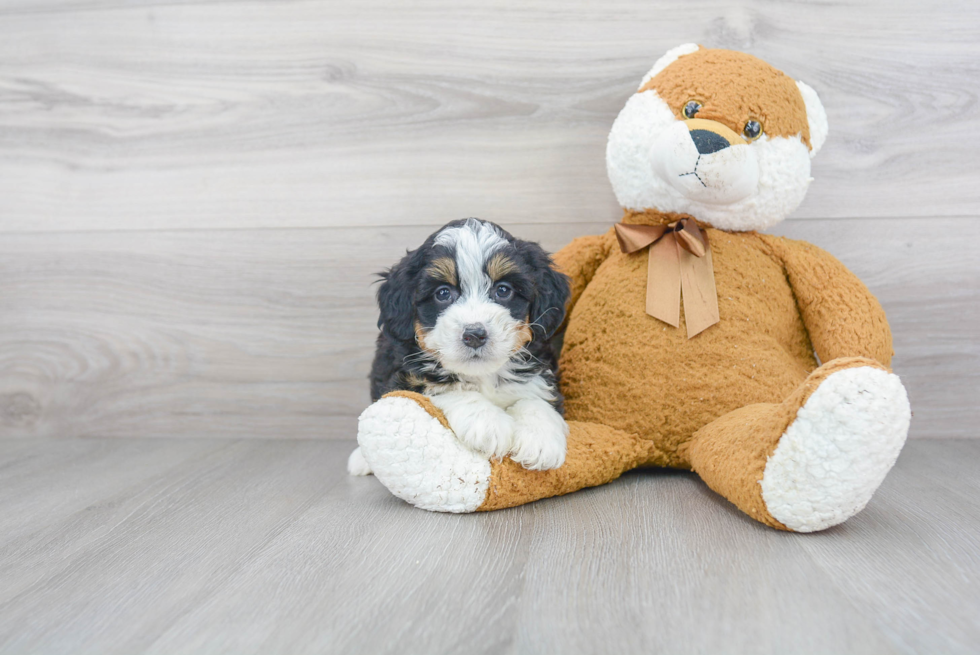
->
[[461, 324, 488, 349], [690, 129, 731, 155]]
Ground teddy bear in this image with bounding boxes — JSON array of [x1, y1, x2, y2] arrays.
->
[[354, 45, 912, 532]]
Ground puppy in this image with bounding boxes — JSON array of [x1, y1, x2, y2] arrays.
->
[[348, 218, 571, 476]]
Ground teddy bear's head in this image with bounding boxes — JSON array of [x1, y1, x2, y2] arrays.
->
[[606, 45, 828, 232]]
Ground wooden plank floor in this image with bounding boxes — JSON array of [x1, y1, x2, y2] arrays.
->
[[0, 438, 977, 654]]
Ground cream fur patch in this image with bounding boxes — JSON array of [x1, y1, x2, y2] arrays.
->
[[357, 396, 491, 513], [796, 81, 828, 157], [760, 367, 911, 532]]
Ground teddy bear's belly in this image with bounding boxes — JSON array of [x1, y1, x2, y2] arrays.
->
[[559, 239, 817, 467]]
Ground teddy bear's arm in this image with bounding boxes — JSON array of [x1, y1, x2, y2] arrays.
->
[[760, 235, 894, 366], [552, 230, 616, 318]]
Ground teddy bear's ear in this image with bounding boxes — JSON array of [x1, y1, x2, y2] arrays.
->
[[638, 43, 700, 91], [796, 81, 828, 158]]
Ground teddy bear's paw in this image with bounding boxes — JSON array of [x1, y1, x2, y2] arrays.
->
[[356, 396, 491, 513], [760, 366, 911, 532], [507, 399, 569, 471]]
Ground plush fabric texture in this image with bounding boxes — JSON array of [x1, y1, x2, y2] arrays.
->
[[759, 365, 910, 532], [683, 357, 888, 530], [358, 393, 491, 513], [606, 65, 819, 231], [638, 42, 700, 91], [478, 420, 656, 511], [354, 46, 912, 531], [557, 209, 895, 467], [639, 46, 812, 149], [795, 81, 828, 155]]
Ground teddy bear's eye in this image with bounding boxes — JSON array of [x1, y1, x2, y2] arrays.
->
[[743, 120, 763, 141], [683, 101, 702, 119]]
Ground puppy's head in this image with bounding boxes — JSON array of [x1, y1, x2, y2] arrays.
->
[[377, 218, 569, 377], [607, 45, 828, 231]]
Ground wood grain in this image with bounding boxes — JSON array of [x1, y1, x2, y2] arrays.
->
[[0, 0, 978, 232], [0, 437, 977, 654], [0, 218, 975, 440], [0, 0, 975, 439]]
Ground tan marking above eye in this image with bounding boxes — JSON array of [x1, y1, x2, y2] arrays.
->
[[426, 257, 457, 285], [414, 321, 435, 353], [486, 252, 518, 281]]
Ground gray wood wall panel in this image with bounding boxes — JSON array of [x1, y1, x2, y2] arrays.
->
[[0, 0, 976, 439], [1, 218, 975, 439], [0, 0, 978, 232]]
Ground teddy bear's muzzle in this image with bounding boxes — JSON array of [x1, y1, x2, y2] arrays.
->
[[650, 118, 759, 206]]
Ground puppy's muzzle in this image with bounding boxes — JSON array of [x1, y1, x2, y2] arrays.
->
[[461, 324, 488, 349]]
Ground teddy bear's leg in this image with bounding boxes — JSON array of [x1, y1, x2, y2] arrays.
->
[[682, 357, 911, 532], [357, 390, 654, 513]]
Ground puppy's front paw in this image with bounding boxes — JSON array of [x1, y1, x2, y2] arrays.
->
[[432, 395, 515, 460], [347, 447, 373, 476], [508, 399, 569, 470], [456, 407, 516, 460]]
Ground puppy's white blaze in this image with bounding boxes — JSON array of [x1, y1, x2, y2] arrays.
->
[[435, 218, 507, 300], [428, 219, 525, 377], [607, 90, 813, 232]]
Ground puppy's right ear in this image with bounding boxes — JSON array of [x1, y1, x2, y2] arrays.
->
[[376, 249, 421, 342]]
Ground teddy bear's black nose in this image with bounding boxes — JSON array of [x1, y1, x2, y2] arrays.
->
[[690, 129, 731, 155]]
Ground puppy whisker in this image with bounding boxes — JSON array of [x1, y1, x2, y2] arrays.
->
[[401, 351, 431, 365], [530, 306, 562, 329]]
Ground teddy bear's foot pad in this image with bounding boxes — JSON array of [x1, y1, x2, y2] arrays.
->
[[357, 396, 491, 513], [760, 366, 911, 532]]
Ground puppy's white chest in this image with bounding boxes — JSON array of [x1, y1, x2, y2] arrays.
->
[[449, 374, 554, 410]]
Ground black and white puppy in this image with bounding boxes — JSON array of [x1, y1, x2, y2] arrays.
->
[[348, 218, 571, 475]]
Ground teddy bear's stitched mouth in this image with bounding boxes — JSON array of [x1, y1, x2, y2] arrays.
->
[[678, 154, 708, 188]]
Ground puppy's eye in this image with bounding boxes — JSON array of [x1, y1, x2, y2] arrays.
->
[[434, 286, 457, 304], [493, 283, 513, 301], [743, 119, 763, 141], [683, 101, 702, 119]]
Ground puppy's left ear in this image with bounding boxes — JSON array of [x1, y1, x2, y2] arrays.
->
[[515, 240, 570, 340]]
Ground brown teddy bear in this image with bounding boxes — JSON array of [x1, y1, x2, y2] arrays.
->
[[355, 45, 911, 532]]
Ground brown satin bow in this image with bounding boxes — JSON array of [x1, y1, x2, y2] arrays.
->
[[614, 219, 720, 338]]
